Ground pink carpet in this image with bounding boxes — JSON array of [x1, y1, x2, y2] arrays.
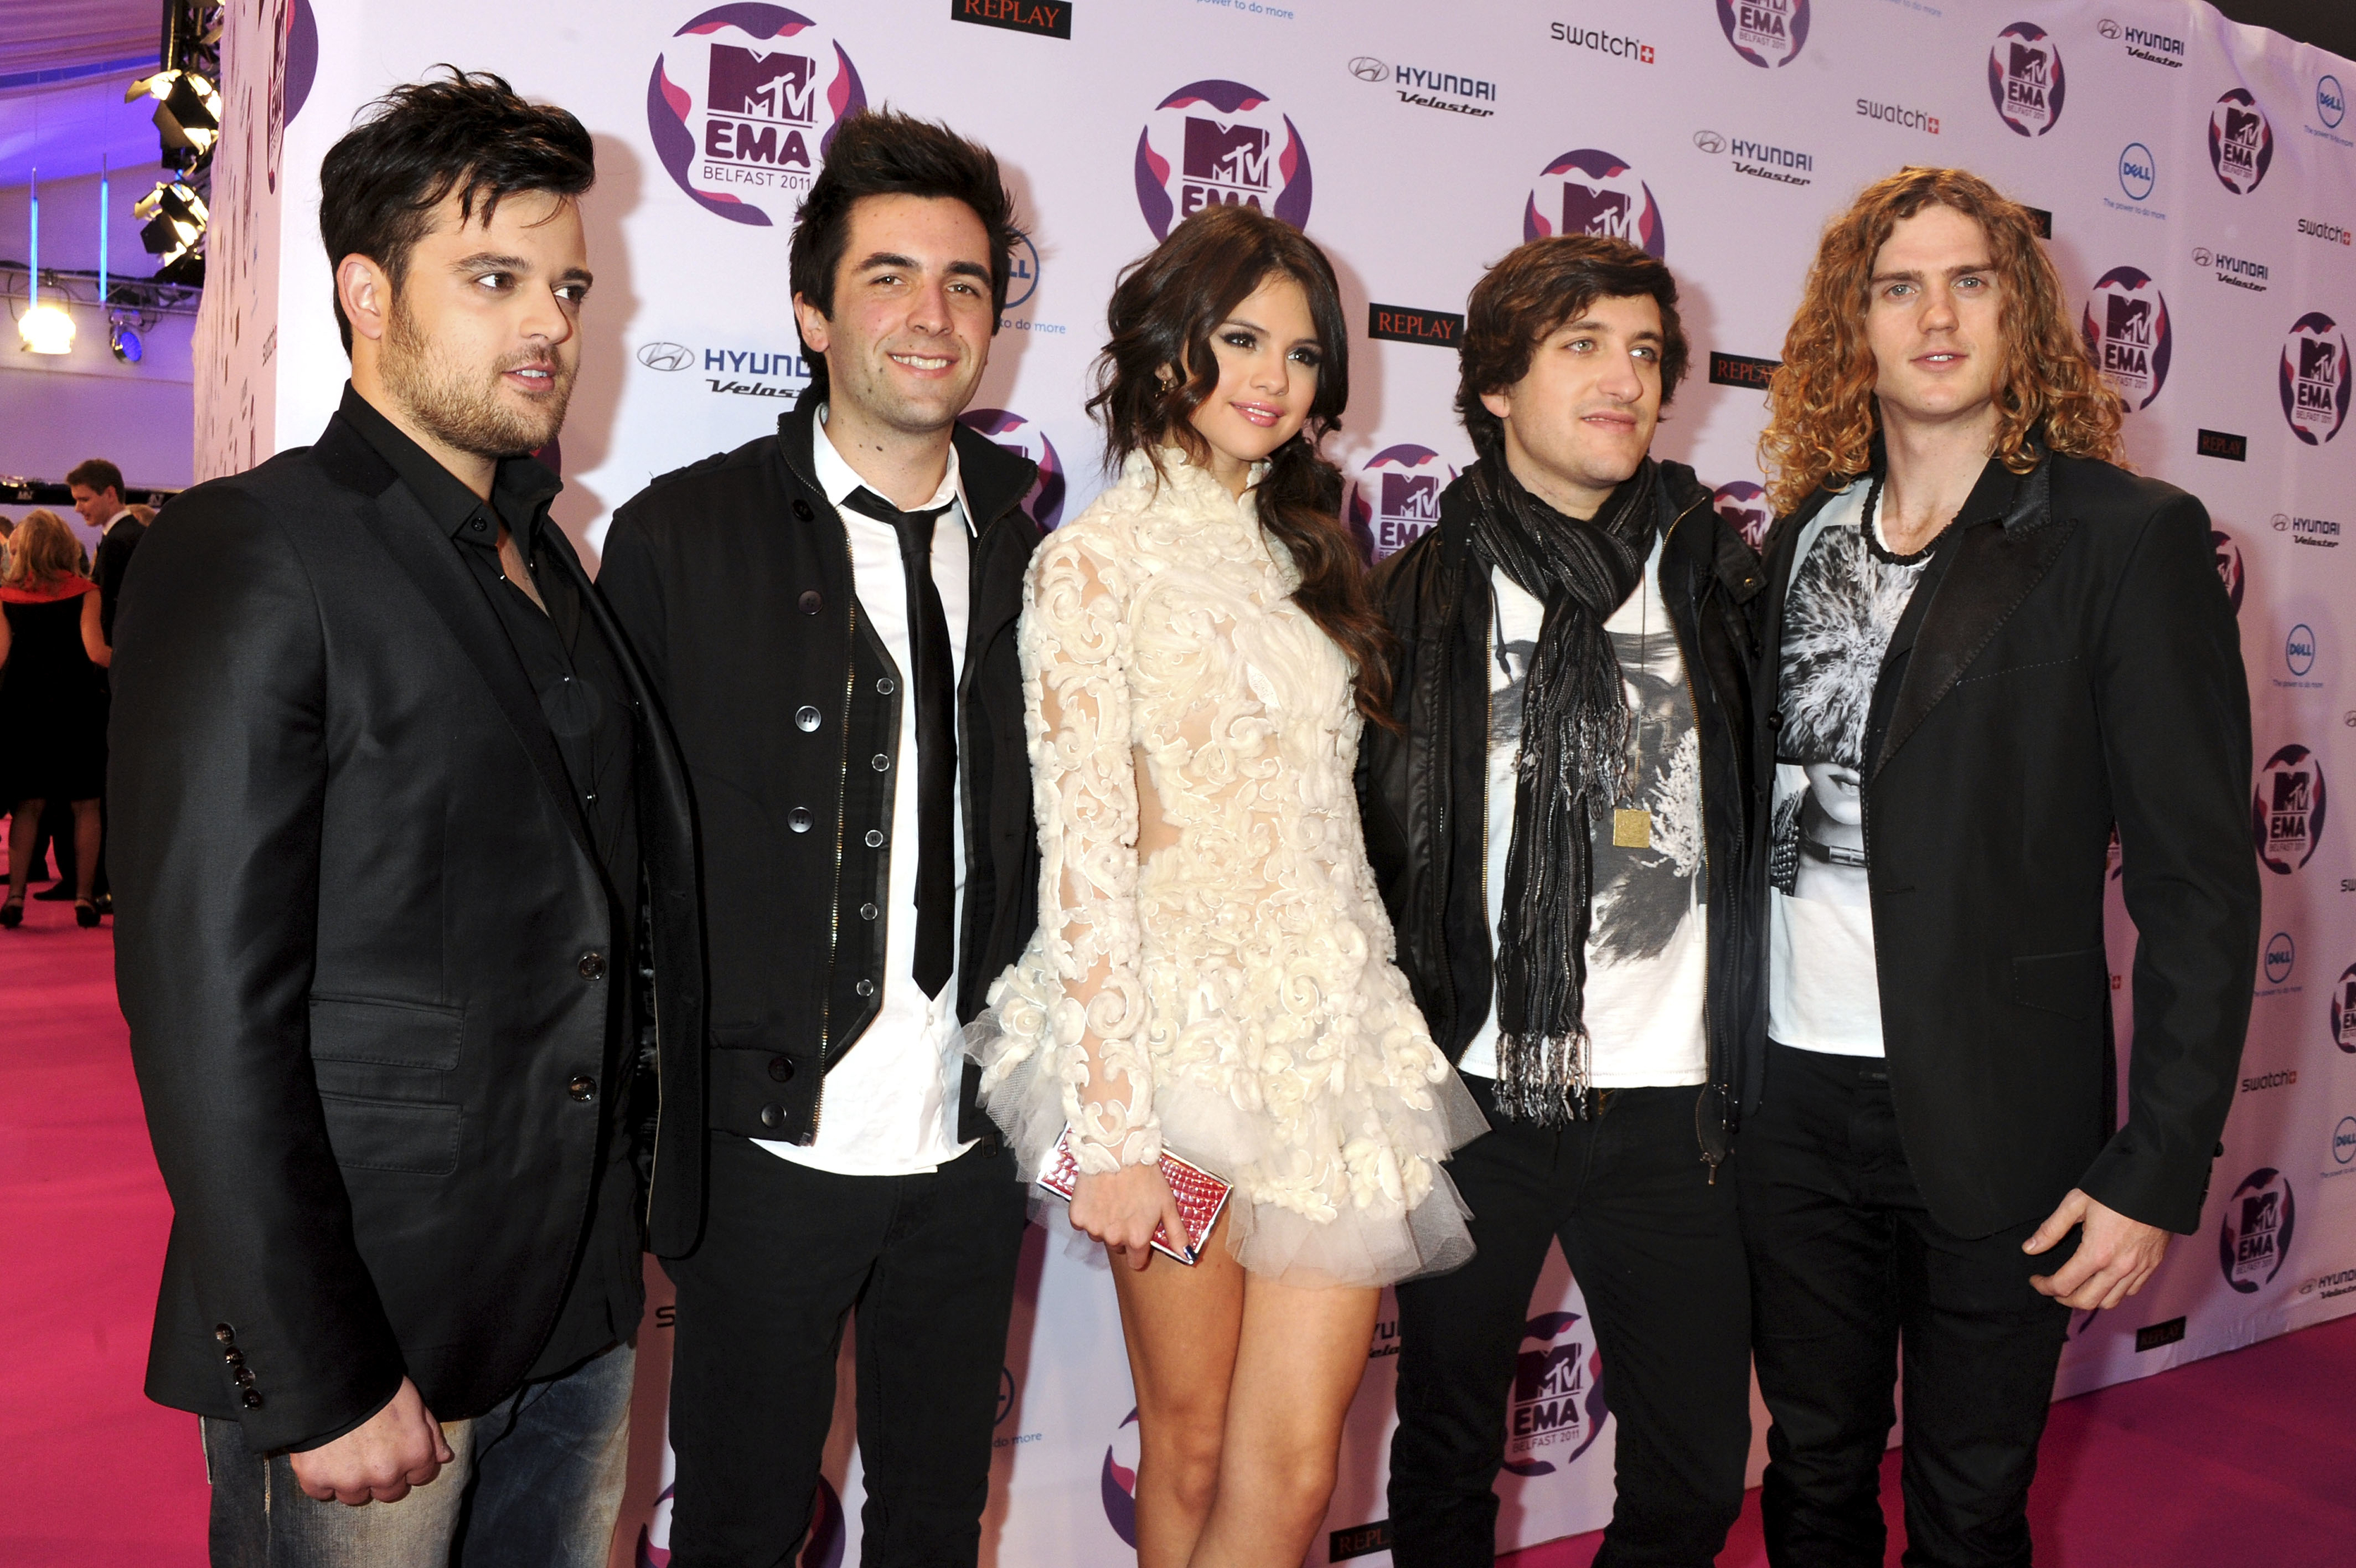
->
[[6, 900, 2353, 1566]]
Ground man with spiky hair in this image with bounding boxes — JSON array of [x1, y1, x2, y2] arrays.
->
[[1743, 167, 2257, 1566], [111, 72, 703, 1566]]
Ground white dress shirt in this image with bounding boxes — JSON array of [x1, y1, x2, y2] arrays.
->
[[754, 410, 976, 1176]]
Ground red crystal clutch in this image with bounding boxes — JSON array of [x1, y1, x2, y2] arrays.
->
[[1036, 1129, 1232, 1265]]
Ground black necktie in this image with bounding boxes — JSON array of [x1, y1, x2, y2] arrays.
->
[[843, 487, 957, 998]]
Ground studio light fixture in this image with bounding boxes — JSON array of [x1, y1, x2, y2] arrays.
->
[[135, 180, 210, 286], [128, 68, 222, 158], [18, 168, 75, 356]]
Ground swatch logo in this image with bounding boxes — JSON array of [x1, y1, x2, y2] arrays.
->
[[1988, 22, 2064, 136], [1501, 1311, 1609, 1476], [1717, 0, 1807, 68], [2209, 89, 2275, 194], [646, 5, 866, 227], [1349, 444, 1458, 559], [957, 408, 1067, 529], [1524, 148, 1666, 256], [2081, 267, 2170, 411], [2219, 1169, 2296, 1293], [2254, 742, 2328, 874], [2281, 313, 2352, 445], [1134, 80, 1312, 240], [1714, 481, 1773, 551]]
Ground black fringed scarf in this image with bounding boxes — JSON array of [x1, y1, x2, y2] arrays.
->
[[1465, 456, 1662, 1124]]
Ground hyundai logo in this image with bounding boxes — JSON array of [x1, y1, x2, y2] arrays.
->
[[2097, 18, 2122, 39], [2288, 624, 2318, 677], [1349, 55, 1388, 82], [637, 342, 693, 372], [1693, 129, 1726, 153], [2275, 512, 2292, 531], [2193, 246, 2214, 267], [2265, 931, 2295, 983], [2119, 142, 2156, 201]]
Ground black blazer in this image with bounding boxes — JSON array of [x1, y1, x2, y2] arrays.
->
[[1748, 448, 2258, 1239], [93, 512, 147, 645], [598, 391, 1043, 1159], [108, 413, 706, 1454]]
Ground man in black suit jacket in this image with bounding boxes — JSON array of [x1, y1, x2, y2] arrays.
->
[[110, 74, 704, 1568], [599, 112, 1041, 1567], [1740, 168, 2258, 1567], [69, 457, 144, 650]]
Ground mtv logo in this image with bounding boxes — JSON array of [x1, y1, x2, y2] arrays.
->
[[2301, 338, 2339, 383], [2008, 44, 2050, 87], [1381, 472, 1441, 521], [1563, 181, 1634, 240], [1513, 1344, 1584, 1402], [2106, 293, 2153, 346], [2241, 1190, 2278, 1235], [2225, 107, 2264, 149], [2274, 770, 2311, 812], [708, 45, 816, 124], [1183, 118, 1272, 190]]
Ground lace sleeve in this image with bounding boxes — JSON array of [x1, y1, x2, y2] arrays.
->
[[1018, 531, 1160, 1172]]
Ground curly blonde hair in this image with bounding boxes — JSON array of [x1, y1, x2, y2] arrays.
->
[[1758, 167, 2123, 515], [2, 510, 82, 588]]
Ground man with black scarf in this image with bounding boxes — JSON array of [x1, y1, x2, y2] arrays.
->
[[1359, 234, 1765, 1566]]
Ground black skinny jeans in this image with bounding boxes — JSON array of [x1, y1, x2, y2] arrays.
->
[[1389, 1078, 1752, 1568]]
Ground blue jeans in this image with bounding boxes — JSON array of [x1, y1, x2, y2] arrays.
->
[[202, 1340, 634, 1568]]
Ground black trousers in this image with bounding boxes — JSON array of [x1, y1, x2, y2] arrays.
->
[[1738, 1043, 2074, 1568], [665, 1132, 1027, 1568], [1389, 1079, 1751, 1568]]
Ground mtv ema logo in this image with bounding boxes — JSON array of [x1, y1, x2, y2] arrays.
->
[[1134, 80, 1312, 240], [1350, 444, 1457, 559], [2331, 960, 2356, 1053], [1717, 0, 1808, 68], [1988, 21, 2065, 137], [1714, 481, 1773, 551], [1525, 149, 1666, 256], [2253, 742, 2328, 874], [2218, 1168, 2296, 1293], [2209, 88, 2276, 194], [2211, 526, 2246, 614], [1500, 1311, 1610, 1477], [2080, 267, 2170, 410], [956, 409, 1067, 529], [646, 5, 866, 226], [2280, 312, 2353, 444], [1101, 1408, 1143, 1546]]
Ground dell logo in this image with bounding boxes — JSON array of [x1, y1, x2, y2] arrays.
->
[[2265, 931, 2296, 983], [2119, 143, 2156, 200], [2288, 624, 2318, 677]]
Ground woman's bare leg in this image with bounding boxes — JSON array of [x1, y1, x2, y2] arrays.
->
[[1187, 1275, 1379, 1568], [70, 799, 100, 901], [1111, 1210, 1247, 1568]]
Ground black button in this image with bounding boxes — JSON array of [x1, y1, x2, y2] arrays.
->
[[877, 677, 896, 696], [789, 806, 813, 833], [978, 1136, 1002, 1159], [213, 1324, 234, 1343], [223, 1349, 244, 1367], [469, 517, 488, 533], [760, 1103, 785, 1130], [796, 705, 822, 732], [578, 952, 607, 981], [799, 590, 822, 614], [241, 1391, 264, 1410], [865, 829, 885, 848], [859, 902, 878, 919], [793, 499, 814, 521], [767, 1055, 795, 1083], [1766, 709, 1784, 730], [233, 1367, 255, 1388], [568, 1075, 597, 1101], [871, 753, 890, 772], [855, 978, 876, 997]]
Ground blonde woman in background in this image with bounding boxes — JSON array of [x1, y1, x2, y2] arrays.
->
[[0, 510, 110, 927]]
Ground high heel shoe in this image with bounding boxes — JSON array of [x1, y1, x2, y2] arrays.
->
[[0, 899, 22, 929], [75, 899, 101, 929]]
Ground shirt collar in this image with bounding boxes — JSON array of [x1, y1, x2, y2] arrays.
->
[[337, 382, 563, 546], [813, 402, 973, 532], [105, 508, 137, 532]]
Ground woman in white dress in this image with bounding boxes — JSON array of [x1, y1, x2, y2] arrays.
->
[[971, 205, 1484, 1566]]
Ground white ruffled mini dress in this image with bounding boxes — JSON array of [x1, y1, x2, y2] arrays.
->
[[970, 450, 1484, 1289]]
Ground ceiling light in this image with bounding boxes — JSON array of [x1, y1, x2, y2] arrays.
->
[[20, 303, 76, 355]]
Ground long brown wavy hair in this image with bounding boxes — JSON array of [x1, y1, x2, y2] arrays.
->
[[1088, 204, 1393, 725], [1758, 167, 2125, 515]]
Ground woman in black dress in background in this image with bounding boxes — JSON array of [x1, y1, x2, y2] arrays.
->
[[0, 510, 110, 927]]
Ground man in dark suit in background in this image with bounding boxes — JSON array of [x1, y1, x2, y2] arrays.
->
[[1740, 167, 2259, 1567], [599, 111, 1041, 1567], [110, 72, 704, 1568], [66, 457, 141, 911]]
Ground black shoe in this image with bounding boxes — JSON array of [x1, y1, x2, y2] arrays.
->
[[75, 899, 100, 929], [32, 883, 75, 902], [94, 893, 113, 916], [0, 900, 21, 929]]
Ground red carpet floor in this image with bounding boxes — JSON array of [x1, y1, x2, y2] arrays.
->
[[6, 895, 2354, 1566]]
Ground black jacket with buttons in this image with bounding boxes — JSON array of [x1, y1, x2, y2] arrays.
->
[[1355, 458, 1767, 1170], [599, 388, 1044, 1188], [108, 411, 707, 1454]]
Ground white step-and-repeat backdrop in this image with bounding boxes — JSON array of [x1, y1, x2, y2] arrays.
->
[[191, 1, 2356, 1562]]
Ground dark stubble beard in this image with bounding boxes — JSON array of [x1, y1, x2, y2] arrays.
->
[[381, 293, 575, 459]]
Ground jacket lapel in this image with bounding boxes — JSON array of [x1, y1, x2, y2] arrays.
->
[[1872, 458, 2073, 778]]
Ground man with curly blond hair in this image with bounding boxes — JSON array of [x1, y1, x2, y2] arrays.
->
[[1739, 166, 2259, 1567]]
